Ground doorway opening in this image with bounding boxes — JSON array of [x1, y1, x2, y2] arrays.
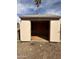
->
[[31, 21, 50, 42]]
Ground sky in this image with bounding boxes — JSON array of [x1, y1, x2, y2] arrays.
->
[[17, 0, 61, 16]]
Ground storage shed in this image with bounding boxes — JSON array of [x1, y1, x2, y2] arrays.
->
[[20, 15, 61, 42]]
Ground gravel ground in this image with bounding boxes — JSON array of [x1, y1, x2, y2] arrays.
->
[[17, 41, 61, 59]]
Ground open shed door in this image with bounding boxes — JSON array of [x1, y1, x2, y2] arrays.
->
[[50, 20, 60, 42], [20, 20, 31, 41]]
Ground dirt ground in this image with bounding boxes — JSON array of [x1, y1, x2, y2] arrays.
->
[[17, 23, 61, 59], [17, 41, 61, 59]]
